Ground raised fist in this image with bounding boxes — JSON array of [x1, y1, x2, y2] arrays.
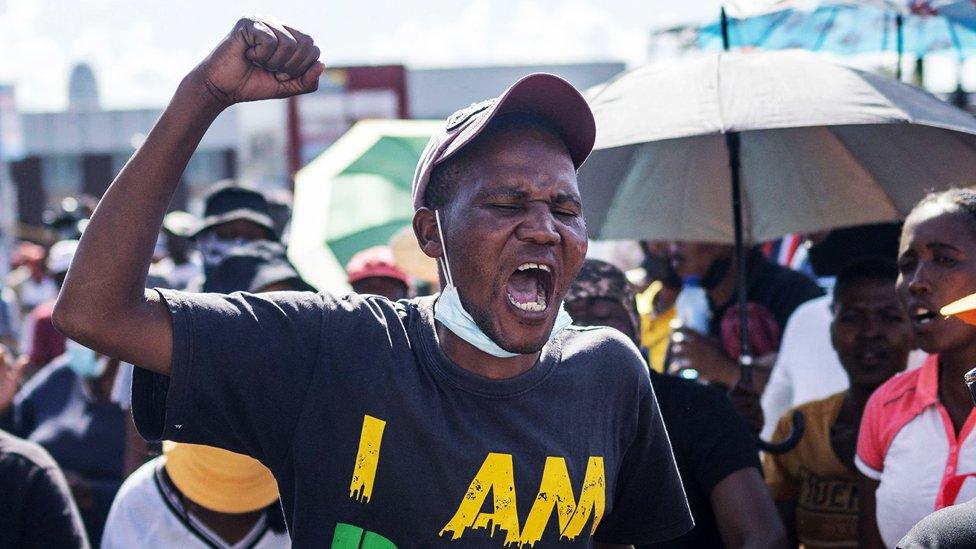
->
[[192, 17, 325, 107]]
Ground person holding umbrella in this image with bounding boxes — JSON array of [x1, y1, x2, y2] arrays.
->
[[856, 189, 976, 548], [51, 16, 693, 546], [667, 240, 823, 388]]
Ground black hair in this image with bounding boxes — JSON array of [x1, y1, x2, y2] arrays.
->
[[912, 188, 976, 230], [423, 112, 564, 210], [832, 256, 899, 307]]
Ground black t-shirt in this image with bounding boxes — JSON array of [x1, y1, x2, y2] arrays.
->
[[133, 290, 694, 547], [641, 373, 761, 549], [709, 254, 824, 338], [898, 497, 976, 548], [11, 359, 126, 547], [0, 429, 90, 548]]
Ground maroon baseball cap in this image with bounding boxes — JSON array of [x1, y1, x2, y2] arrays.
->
[[411, 72, 596, 210]]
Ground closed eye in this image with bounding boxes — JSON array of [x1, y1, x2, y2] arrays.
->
[[491, 203, 520, 211]]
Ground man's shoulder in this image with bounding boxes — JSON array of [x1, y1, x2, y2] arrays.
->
[[558, 326, 649, 380], [651, 372, 733, 421], [159, 287, 415, 328], [652, 371, 726, 404], [0, 429, 56, 471]]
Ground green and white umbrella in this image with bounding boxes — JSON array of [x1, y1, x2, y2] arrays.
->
[[290, 119, 440, 292]]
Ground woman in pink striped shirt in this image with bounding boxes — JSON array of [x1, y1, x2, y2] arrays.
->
[[856, 189, 976, 548]]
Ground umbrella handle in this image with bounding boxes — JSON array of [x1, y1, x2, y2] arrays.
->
[[738, 354, 804, 454], [756, 410, 806, 454]]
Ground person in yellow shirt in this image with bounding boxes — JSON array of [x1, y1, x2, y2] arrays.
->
[[635, 242, 681, 373], [763, 257, 912, 548]]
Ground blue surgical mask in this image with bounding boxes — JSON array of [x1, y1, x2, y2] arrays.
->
[[432, 210, 572, 358], [65, 340, 108, 378]]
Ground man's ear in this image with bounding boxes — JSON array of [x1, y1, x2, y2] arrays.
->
[[413, 208, 442, 260]]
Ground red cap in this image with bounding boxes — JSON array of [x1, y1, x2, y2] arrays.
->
[[346, 246, 411, 286], [411, 73, 596, 210]]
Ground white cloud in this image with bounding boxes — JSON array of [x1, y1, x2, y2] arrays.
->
[[361, 0, 648, 67], [0, 0, 721, 112]]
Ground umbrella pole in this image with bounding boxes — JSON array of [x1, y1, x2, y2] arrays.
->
[[725, 130, 753, 385], [727, 131, 806, 455], [721, 6, 731, 51], [896, 13, 904, 81]]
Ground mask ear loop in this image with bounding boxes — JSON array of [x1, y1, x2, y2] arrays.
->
[[434, 210, 454, 287]]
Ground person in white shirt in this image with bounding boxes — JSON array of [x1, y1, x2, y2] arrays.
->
[[101, 442, 289, 549]]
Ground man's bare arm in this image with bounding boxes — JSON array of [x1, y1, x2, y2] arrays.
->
[[53, 17, 324, 375]]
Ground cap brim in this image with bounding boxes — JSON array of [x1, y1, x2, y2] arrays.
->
[[439, 73, 596, 173], [192, 209, 276, 238], [942, 293, 976, 326]]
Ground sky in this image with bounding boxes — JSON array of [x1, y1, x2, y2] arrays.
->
[[0, 0, 725, 112]]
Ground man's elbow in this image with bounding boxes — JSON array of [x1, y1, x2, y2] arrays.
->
[[52, 296, 85, 341], [52, 292, 106, 343]]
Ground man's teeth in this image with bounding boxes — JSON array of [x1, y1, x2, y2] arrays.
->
[[508, 288, 547, 312], [516, 262, 550, 272]]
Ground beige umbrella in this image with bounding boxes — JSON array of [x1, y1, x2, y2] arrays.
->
[[580, 49, 976, 245], [580, 49, 976, 452]]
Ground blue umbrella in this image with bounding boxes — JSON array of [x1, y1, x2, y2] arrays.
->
[[698, 1, 976, 72]]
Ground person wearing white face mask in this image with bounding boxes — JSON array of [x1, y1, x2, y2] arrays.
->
[[191, 184, 278, 268], [0, 339, 127, 547], [53, 17, 693, 547]]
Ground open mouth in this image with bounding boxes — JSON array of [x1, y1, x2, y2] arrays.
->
[[913, 307, 938, 325], [506, 263, 554, 313]]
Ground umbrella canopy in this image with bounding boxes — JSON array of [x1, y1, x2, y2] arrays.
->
[[698, 1, 976, 57], [289, 119, 440, 291], [579, 49, 976, 245]]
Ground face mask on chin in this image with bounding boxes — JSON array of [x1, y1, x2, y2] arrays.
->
[[432, 210, 572, 358]]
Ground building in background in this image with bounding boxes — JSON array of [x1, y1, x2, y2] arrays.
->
[[10, 63, 237, 227], [405, 62, 625, 119], [10, 61, 625, 229], [284, 61, 625, 177], [0, 83, 24, 273]]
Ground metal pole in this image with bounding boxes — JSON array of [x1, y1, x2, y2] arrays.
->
[[725, 131, 753, 385], [721, 6, 731, 51], [896, 13, 904, 81]]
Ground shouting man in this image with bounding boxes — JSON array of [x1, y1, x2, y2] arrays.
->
[[53, 17, 692, 547]]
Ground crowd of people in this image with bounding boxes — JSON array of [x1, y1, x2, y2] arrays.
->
[[3, 14, 976, 549]]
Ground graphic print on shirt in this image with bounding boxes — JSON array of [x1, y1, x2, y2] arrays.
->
[[344, 414, 606, 547], [439, 453, 606, 546], [350, 415, 386, 503], [795, 468, 858, 544], [332, 523, 397, 549]]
